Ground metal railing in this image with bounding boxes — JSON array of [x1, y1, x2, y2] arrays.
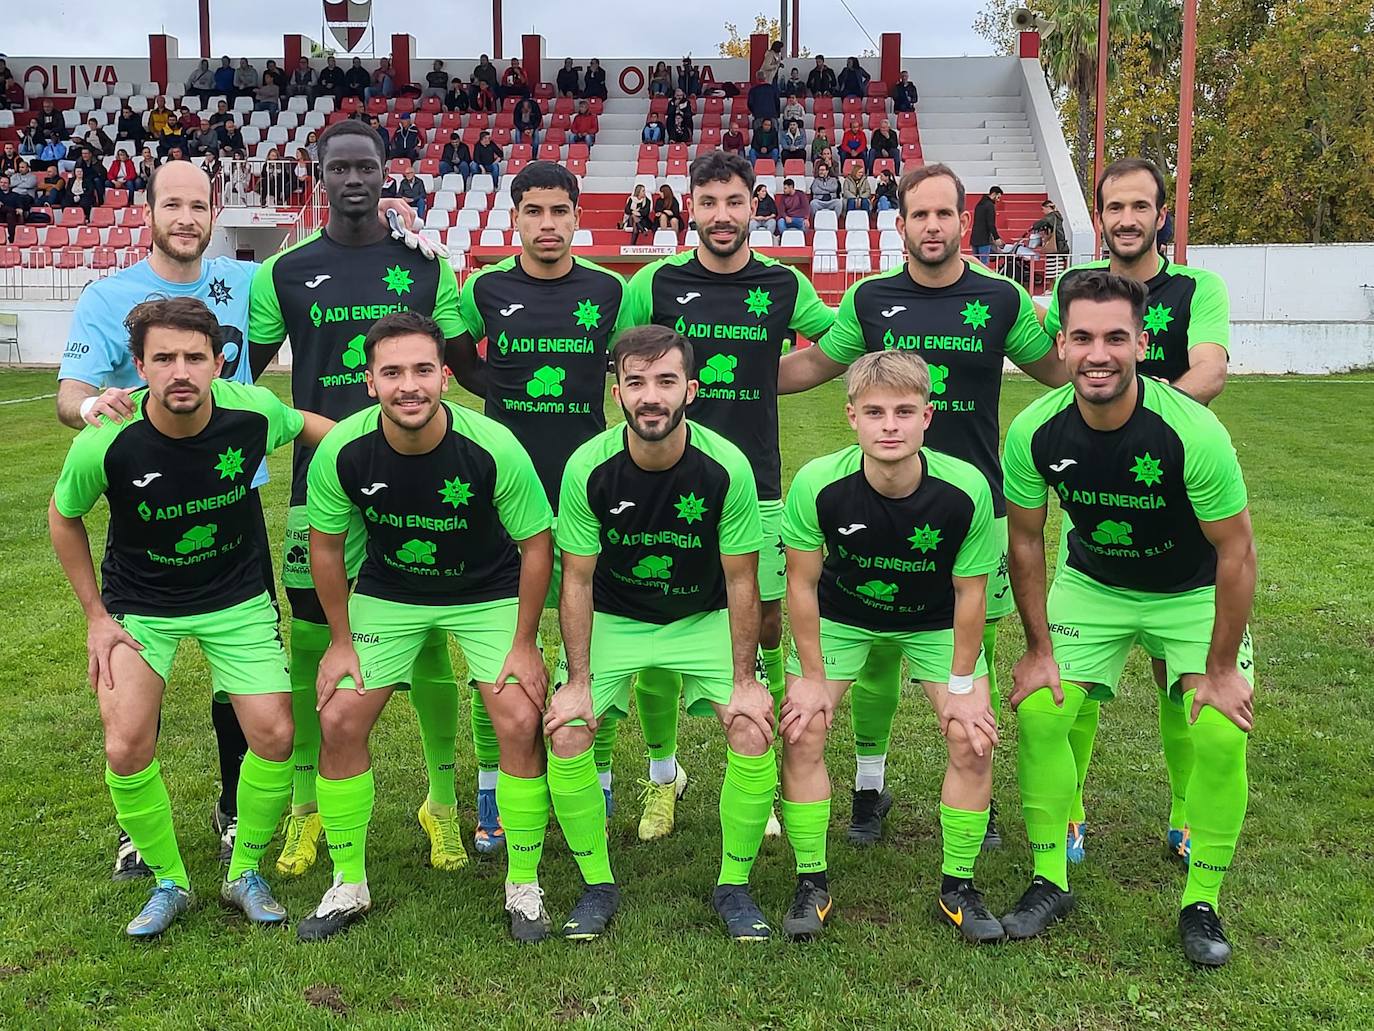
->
[[213, 158, 319, 211]]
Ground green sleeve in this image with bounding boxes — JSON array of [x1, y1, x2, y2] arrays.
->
[[431, 258, 463, 338], [457, 270, 487, 341], [613, 263, 656, 339], [1005, 283, 1054, 366], [554, 442, 604, 556], [1180, 404, 1248, 522], [219, 380, 304, 451], [951, 471, 999, 578], [248, 258, 286, 345], [780, 463, 824, 551], [787, 264, 836, 341], [52, 428, 114, 519], [816, 279, 865, 365], [1043, 281, 1062, 339], [305, 426, 356, 535], [1001, 410, 1048, 509], [1184, 269, 1230, 351], [717, 443, 763, 555], [488, 423, 554, 542]]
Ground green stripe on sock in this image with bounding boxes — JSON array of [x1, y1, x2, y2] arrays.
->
[[497, 771, 551, 884], [106, 760, 188, 889], [781, 797, 830, 876], [547, 748, 613, 885], [718, 748, 777, 886], [939, 803, 988, 881], [317, 769, 375, 884], [228, 750, 292, 880]]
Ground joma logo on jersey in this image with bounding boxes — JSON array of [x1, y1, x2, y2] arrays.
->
[[309, 301, 409, 328]]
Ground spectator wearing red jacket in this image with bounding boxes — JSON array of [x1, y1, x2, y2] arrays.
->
[[569, 101, 599, 146], [839, 118, 868, 170], [721, 120, 746, 155], [501, 58, 530, 100]]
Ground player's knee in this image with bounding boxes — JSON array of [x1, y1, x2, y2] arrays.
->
[[1188, 703, 1249, 761], [497, 693, 543, 747], [944, 721, 991, 773], [251, 719, 295, 762], [549, 724, 594, 759], [786, 717, 828, 766], [726, 717, 771, 757], [104, 730, 156, 777], [317, 699, 365, 748]]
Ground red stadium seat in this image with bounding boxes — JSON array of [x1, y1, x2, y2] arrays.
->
[[666, 157, 687, 175], [537, 143, 561, 161], [783, 159, 806, 176], [550, 112, 571, 130], [814, 113, 835, 133], [491, 127, 512, 146], [55, 248, 82, 269], [393, 98, 415, 115], [649, 98, 668, 116], [91, 246, 117, 269], [533, 82, 555, 100], [365, 97, 387, 115], [468, 112, 490, 128], [639, 142, 659, 159], [667, 143, 688, 161], [505, 157, 528, 176], [494, 112, 514, 130], [42, 226, 70, 247], [901, 145, 923, 164], [872, 158, 896, 175], [386, 159, 411, 174], [120, 247, 148, 266], [425, 143, 444, 160], [59, 207, 86, 226], [439, 112, 462, 129], [509, 143, 532, 160], [701, 112, 722, 130], [326, 111, 348, 125], [341, 97, 361, 113], [134, 227, 152, 248], [553, 97, 573, 115], [118, 208, 145, 228], [431, 128, 452, 144], [636, 157, 659, 174], [106, 227, 132, 249], [566, 143, 589, 160], [27, 247, 53, 268], [867, 81, 888, 97], [105, 189, 129, 208], [502, 97, 519, 112], [89, 208, 115, 228], [898, 127, 920, 145], [74, 226, 100, 248], [544, 127, 566, 146], [699, 127, 721, 147], [704, 97, 724, 115], [11, 226, 38, 249], [0, 246, 19, 268], [842, 96, 863, 115], [586, 98, 603, 115], [897, 111, 916, 128], [842, 159, 866, 176], [754, 159, 776, 176], [417, 158, 440, 176], [413, 113, 435, 130], [865, 96, 886, 114], [420, 96, 442, 114], [565, 157, 586, 176]]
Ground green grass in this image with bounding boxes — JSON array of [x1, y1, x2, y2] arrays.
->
[[1, 370, 1372, 1030]]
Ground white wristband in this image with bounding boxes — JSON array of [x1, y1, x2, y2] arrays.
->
[[79, 396, 98, 420], [947, 673, 975, 696]]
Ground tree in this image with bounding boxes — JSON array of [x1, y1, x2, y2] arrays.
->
[[718, 15, 811, 58]]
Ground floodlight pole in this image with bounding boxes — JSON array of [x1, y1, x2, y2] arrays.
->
[[1174, 0, 1198, 262], [1093, 0, 1109, 256]]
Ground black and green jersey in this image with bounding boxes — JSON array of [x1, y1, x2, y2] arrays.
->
[[615, 250, 835, 501], [53, 380, 304, 617], [248, 230, 462, 504], [556, 420, 763, 624], [306, 400, 551, 605], [458, 255, 625, 507], [818, 260, 1052, 516], [1044, 257, 1230, 385], [783, 445, 998, 632], [1003, 376, 1248, 594]]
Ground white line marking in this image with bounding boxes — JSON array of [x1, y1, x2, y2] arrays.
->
[[0, 393, 56, 406]]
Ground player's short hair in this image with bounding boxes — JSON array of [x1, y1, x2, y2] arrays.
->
[[317, 118, 385, 165], [363, 310, 445, 365], [1057, 269, 1148, 330], [144, 161, 211, 208], [896, 162, 966, 216], [510, 160, 580, 207], [689, 150, 755, 195], [612, 324, 695, 379], [844, 350, 931, 405], [1095, 157, 1167, 213], [126, 296, 223, 361]]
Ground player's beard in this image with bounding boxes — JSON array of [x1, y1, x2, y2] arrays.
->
[[153, 379, 207, 415], [381, 392, 442, 432], [623, 397, 687, 443], [906, 231, 960, 270], [698, 220, 749, 259], [150, 217, 210, 267], [1073, 362, 1134, 405], [1104, 219, 1158, 262]]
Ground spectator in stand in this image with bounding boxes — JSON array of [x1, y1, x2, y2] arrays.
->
[[809, 160, 843, 217], [37, 132, 73, 174], [780, 119, 807, 164], [9, 161, 39, 204], [814, 145, 838, 175], [443, 77, 470, 113], [186, 59, 217, 105], [513, 97, 543, 148], [749, 118, 780, 164], [470, 55, 499, 103], [317, 56, 345, 103], [0, 174, 33, 242], [721, 121, 746, 156], [344, 57, 370, 101], [421, 60, 449, 102], [235, 58, 260, 99], [748, 72, 781, 129], [389, 113, 421, 160], [869, 118, 900, 173], [782, 67, 806, 97], [569, 100, 599, 146], [472, 130, 502, 185], [0, 72, 24, 112], [254, 71, 282, 115], [623, 183, 654, 243], [207, 101, 232, 129], [176, 105, 200, 140], [891, 69, 919, 112], [304, 130, 320, 161], [583, 59, 608, 100], [0, 144, 18, 175], [842, 162, 872, 212], [215, 117, 245, 154], [439, 136, 472, 183], [557, 58, 582, 98], [108, 148, 138, 194], [80, 118, 114, 158], [369, 114, 389, 154], [781, 94, 805, 128], [838, 57, 871, 98], [213, 56, 236, 101], [365, 58, 394, 101], [48, 165, 95, 216], [649, 62, 673, 98], [74, 146, 107, 202], [385, 164, 428, 219], [667, 89, 694, 143], [970, 185, 1003, 261], [653, 183, 682, 233], [640, 114, 665, 146], [776, 177, 809, 232], [760, 40, 785, 87], [165, 144, 190, 163], [839, 117, 868, 170], [1030, 197, 1067, 254], [874, 168, 899, 211], [810, 126, 833, 164], [137, 147, 158, 184], [192, 118, 220, 158], [501, 58, 530, 101], [751, 183, 778, 237], [146, 98, 173, 141], [256, 146, 291, 205], [807, 56, 837, 97], [289, 58, 315, 100], [36, 99, 65, 140], [678, 57, 701, 98], [471, 77, 498, 113], [290, 148, 313, 201]]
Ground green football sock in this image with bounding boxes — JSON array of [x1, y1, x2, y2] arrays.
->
[[497, 771, 551, 885], [940, 803, 989, 881], [851, 645, 902, 758], [982, 623, 1002, 721], [1067, 699, 1100, 824], [547, 747, 613, 885], [635, 668, 682, 761], [288, 617, 329, 813], [409, 633, 458, 808], [1015, 684, 1086, 892], [781, 797, 829, 877], [760, 645, 786, 717], [106, 759, 188, 889], [718, 748, 778, 886], [228, 750, 292, 880], [1158, 690, 1194, 829], [317, 768, 375, 884], [1180, 690, 1249, 909], [470, 691, 500, 778], [593, 718, 618, 777]]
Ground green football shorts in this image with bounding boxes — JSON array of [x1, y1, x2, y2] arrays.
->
[[283, 503, 366, 592], [113, 592, 288, 702], [786, 617, 989, 684], [985, 515, 1012, 622], [758, 499, 786, 603], [554, 608, 734, 720], [343, 594, 519, 690], [1047, 565, 1256, 701]]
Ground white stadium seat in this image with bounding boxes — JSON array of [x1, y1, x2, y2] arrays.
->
[[462, 191, 488, 211], [493, 191, 512, 211], [233, 96, 254, 113], [572, 229, 593, 247], [844, 249, 872, 273], [683, 230, 700, 247], [780, 229, 806, 247], [433, 191, 458, 211], [479, 229, 506, 246], [287, 96, 309, 113], [313, 96, 336, 113], [111, 81, 134, 99], [879, 230, 902, 252], [440, 174, 463, 192], [876, 209, 898, 231], [248, 111, 272, 128], [813, 252, 839, 274], [87, 83, 109, 99], [748, 230, 775, 248], [844, 230, 871, 252], [812, 230, 838, 254], [469, 173, 495, 193], [455, 209, 482, 230], [445, 227, 472, 251], [844, 210, 870, 231], [652, 229, 679, 247], [813, 209, 838, 232], [486, 208, 512, 231], [420, 228, 443, 249], [424, 210, 450, 230]]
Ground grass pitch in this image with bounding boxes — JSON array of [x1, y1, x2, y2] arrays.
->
[[0, 370, 1371, 1030]]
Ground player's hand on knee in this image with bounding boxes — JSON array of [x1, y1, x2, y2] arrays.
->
[[494, 640, 549, 711], [726, 677, 776, 746], [780, 676, 833, 745], [543, 677, 593, 735], [941, 690, 999, 756], [316, 641, 364, 711], [83, 387, 136, 426], [86, 613, 142, 692], [1010, 648, 1062, 709], [1190, 667, 1253, 733]]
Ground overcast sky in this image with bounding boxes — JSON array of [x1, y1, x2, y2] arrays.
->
[[5, 0, 995, 61]]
